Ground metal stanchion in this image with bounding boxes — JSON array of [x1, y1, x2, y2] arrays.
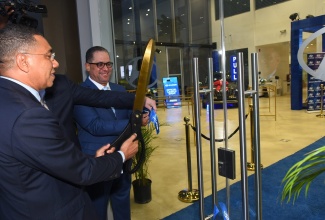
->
[[317, 84, 325, 118], [251, 53, 263, 220], [193, 58, 205, 220], [237, 52, 263, 220], [207, 58, 218, 213], [178, 117, 199, 202], [247, 104, 264, 171], [184, 58, 216, 220], [237, 52, 250, 220]]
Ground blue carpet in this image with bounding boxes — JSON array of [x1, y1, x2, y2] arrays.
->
[[163, 137, 325, 220]]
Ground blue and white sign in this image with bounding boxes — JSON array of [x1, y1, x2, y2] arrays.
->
[[162, 77, 181, 108], [306, 53, 325, 111], [230, 55, 238, 81], [298, 27, 325, 81]]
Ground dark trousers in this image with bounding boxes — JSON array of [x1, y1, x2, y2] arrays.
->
[[110, 173, 132, 220], [86, 173, 131, 220]]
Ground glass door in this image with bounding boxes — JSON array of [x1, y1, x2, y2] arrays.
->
[[166, 47, 184, 94]]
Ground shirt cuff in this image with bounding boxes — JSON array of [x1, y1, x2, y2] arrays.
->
[[118, 151, 125, 163]]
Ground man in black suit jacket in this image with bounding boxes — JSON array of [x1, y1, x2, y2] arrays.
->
[[0, 24, 139, 220]]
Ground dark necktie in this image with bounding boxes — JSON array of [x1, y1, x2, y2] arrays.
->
[[39, 90, 49, 110]]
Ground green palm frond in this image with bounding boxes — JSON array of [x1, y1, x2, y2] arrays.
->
[[281, 145, 325, 204], [133, 122, 168, 185]]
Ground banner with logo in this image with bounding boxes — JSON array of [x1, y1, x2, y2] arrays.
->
[[306, 53, 325, 111], [162, 77, 181, 108]]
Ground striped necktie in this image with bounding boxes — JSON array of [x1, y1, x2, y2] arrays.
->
[[39, 91, 49, 110]]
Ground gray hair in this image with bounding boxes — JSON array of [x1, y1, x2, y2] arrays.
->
[[0, 24, 41, 71]]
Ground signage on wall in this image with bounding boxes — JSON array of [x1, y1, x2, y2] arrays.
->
[[306, 53, 325, 112], [230, 55, 238, 81], [162, 77, 181, 108], [297, 27, 325, 81]]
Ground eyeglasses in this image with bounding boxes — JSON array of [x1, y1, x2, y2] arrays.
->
[[88, 62, 114, 69], [22, 52, 56, 61]]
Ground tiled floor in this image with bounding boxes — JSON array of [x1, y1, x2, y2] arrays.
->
[[129, 93, 325, 220]]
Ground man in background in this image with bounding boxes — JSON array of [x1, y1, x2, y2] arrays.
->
[[74, 46, 147, 220]]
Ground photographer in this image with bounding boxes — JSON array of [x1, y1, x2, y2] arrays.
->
[[0, 0, 46, 29], [0, 5, 13, 29]]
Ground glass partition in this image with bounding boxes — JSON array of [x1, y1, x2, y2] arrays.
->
[[109, 0, 324, 219], [112, 0, 213, 93]]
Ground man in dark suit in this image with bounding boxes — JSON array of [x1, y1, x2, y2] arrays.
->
[[0, 24, 139, 220], [74, 46, 146, 220]]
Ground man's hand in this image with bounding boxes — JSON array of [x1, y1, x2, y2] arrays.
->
[[144, 97, 157, 111], [120, 133, 138, 161], [95, 144, 115, 157]]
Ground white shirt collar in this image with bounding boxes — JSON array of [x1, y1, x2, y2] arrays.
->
[[88, 76, 110, 90], [0, 76, 41, 101]]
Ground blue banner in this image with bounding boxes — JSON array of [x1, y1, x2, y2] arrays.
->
[[307, 53, 325, 111], [162, 77, 181, 108]]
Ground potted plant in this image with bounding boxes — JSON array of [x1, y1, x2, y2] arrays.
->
[[132, 122, 160, 204], [281, 146, 325, 203]]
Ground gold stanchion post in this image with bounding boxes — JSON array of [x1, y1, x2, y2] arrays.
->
[[247, 104, 263, 171], [178, 117, 199, 202]]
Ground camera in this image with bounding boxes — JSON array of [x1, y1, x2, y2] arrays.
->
[[0, 0, 47, 28]]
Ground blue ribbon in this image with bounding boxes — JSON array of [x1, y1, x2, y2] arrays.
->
[[213, 205, 219, 220], [219, 202, 230, 220], [150, 109, 159, 134], [144, 107, 159, 134]]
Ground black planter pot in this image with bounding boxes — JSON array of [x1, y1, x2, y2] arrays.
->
[[132, 179, 152, 204]]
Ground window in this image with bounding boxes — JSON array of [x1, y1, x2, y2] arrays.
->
[[215, 0, 250, 20], [255, 0, 290, 10]]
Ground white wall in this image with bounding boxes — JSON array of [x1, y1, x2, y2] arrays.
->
[[211, 0, 325, 48], [210, 0, 325, 87]]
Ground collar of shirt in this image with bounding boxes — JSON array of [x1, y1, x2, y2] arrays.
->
[[0, 76, 41, 101], [88, 76, 110, 90]]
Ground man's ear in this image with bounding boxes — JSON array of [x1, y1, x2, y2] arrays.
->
[[16, 53, 29, 73], [85, 63, 90, 72]]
